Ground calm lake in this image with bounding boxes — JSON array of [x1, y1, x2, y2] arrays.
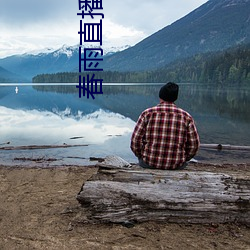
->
[[0, 83, 250, 167]]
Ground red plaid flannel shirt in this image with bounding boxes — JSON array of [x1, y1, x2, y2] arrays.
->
[[130, 102, 200, 169]]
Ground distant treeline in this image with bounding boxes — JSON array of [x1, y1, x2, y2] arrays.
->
[[33, 43, 250, 85]]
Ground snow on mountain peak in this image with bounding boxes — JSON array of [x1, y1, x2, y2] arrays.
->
[[52, 44, 79, 58], [51, 44, 131, 58], [8, 44, 131, 59]]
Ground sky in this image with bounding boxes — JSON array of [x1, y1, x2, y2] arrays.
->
[[0, 0, 208, 58]]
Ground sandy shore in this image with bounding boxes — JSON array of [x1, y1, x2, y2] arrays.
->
[[0, 164, 249, 250]]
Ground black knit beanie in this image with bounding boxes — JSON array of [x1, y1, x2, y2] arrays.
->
[[159, 82, 179, 102]]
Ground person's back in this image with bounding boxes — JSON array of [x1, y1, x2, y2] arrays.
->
[[130, 82, 200, 170]]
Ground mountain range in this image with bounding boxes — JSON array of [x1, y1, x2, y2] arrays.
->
[[103, 0, 250, 71], [0, 0, 249, 82], [0, 45, 130, 82]]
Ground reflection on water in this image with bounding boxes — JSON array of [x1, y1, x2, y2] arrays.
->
[[0, 106, 136, 166], [0, 83, 250, 166], [0, 106, 134, 145]]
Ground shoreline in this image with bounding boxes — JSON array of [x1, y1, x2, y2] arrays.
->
[[1, 161, 250, 171], [2, 146, 250, 168]]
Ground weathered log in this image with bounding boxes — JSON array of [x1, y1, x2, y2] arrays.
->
[[0, 144, 88, 151], [77, 166, 250, 225], [200, 143, 250, 151]]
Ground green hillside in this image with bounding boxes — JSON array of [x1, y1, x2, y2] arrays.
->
[[33, 43, 250, 85], [102, 0, 250, 71]]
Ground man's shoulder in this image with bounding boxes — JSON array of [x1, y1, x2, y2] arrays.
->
[[175, 106, 194, 121], [142, 103, 193, 119], [175, 106, 191, 115], [142, 105, 160, 114]]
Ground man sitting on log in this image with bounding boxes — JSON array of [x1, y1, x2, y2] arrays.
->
[[130, 82, 200, 170]]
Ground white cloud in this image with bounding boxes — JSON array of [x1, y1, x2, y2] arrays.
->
[[0, 0, 208, 58], [103, 18, 146, 46]]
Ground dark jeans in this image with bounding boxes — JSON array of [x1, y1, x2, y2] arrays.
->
[[138, 158, 188, 170]]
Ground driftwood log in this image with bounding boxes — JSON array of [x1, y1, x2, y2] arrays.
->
[[200, 143, 250, 151], [77, 158, 250, 225], [0, 144, 88, 151]]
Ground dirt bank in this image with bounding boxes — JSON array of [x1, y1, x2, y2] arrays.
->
[[0, 164, 249, 250]]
